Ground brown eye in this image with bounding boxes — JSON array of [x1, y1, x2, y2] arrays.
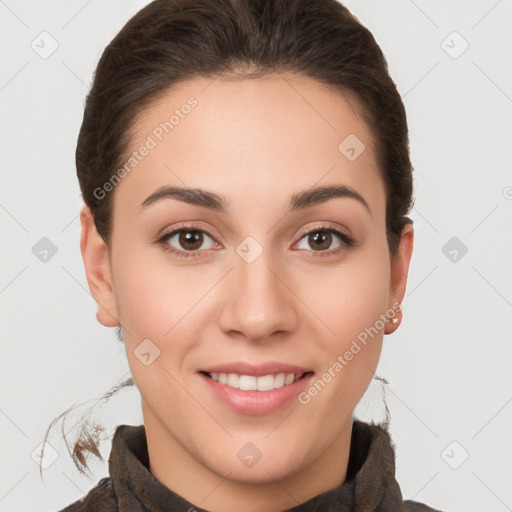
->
[[178, 230, 204, 251], [307, 231, 333, 251], [295, 226, 353, 255], [160, 228, 217, 256]]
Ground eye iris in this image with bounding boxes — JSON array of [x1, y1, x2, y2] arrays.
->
[[309, 231, 331, 251], [179, 230, 203, 250]]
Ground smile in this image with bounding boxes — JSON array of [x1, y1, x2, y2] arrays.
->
[[202, 371, 308, 391]]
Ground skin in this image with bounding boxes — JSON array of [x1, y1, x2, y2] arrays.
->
[[80, 72, 414, 512]]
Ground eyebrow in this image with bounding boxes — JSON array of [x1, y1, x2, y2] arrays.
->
[[139, 184, 371, 215]]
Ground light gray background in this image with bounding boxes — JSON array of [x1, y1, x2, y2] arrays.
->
[[1, 1, 511, 511]]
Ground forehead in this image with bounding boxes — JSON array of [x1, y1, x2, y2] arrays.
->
[[114, 73, 385, 218]]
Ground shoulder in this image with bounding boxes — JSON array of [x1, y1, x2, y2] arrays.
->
[[57, 477, 117, 511], [401, 499, 445, 511]]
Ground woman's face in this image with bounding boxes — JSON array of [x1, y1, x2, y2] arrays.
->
[[81, 73, 413, 506]]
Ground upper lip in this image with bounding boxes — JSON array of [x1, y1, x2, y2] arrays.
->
[[199, 362, 313, 377]]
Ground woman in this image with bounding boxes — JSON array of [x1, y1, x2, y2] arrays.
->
[[51, 0, 443, 510]]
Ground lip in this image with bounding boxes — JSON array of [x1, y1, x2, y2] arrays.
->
[[199, 361, 311, 377], [198, 363, 315, 415]]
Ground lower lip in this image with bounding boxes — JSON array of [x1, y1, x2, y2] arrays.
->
[[199, 372, 314, 415]]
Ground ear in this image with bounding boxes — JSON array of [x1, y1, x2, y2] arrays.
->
[[385, 222, 414, 334], [79, 205, 120, 327]]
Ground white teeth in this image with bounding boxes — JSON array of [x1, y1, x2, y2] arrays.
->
[[274, 373, 285, 388], [227, 373, 239, 388], [239, 375, 257, 390], [208, 372, 303, 391]]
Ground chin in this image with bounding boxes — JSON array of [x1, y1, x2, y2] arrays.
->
[[205, 443, 307, 485]]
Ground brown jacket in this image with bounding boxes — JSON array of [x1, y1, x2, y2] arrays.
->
[[59, 420, 443, 511]]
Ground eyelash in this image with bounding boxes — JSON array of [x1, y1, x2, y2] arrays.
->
[[155, 222, 354, 259]]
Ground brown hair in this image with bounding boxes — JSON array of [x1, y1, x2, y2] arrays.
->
[[43, 0, 413, 476]]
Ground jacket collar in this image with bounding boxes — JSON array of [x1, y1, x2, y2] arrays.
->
[[109, 419, 403, 511]]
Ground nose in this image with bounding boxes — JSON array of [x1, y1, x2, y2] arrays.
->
[[218, 246, 299, 343]]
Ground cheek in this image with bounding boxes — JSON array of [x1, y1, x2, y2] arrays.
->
[[111, 244, 205, 337], [308, 246, 390, 349], [305, 242, 390, 401], [109, 245, 216, 390], [110, 251, 200, 416]]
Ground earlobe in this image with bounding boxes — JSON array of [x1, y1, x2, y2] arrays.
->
[[79, 205, 120, 327], [385, 223, 414, 335]]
